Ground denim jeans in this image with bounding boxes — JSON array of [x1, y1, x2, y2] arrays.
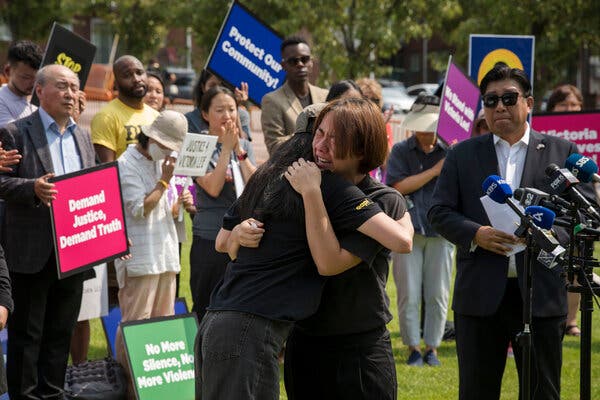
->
[[195, 310, 292, 400], [392, 234, 454, 348]]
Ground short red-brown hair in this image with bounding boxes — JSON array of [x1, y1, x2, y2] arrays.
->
[[313, 97, 388, 174]]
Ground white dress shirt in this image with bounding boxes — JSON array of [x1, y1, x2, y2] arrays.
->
[[494, 123, 530, 277]]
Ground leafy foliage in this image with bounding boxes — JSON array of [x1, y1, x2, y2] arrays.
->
[[185, 0, 461, 85], [447, 0, 600, 104], [0, 0, 79, 41]]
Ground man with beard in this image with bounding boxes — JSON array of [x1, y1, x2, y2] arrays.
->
[[90, 56, 159, 359], [91, 55, 159, 162], [0, 40, 43, 127], [261, 36, 328, 155]]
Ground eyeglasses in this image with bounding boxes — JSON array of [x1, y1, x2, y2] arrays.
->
[[284, 55, 312, 66], [482, 92, 523, 108]]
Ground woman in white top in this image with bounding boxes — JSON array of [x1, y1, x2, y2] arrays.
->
[[113, 110, 192, 389]]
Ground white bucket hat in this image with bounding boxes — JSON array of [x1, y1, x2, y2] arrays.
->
[[400, 95, 441, 133], [142, 110, 188, 152]]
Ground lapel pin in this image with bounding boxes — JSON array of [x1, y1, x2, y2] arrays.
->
[[536, 143, 545, 150]]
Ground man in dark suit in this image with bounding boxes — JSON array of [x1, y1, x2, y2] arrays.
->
[[0, 64, 97, 400], [429, 64, 584, 400]]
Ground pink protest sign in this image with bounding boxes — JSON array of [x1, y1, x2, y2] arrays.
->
[[532, 111, 600, 163], [49, 162, 129, 278], [438, 61, 481, 145]]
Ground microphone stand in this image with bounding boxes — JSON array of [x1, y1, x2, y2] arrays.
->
[[513, 210, 564, 400], [517, 227, 534, 400], [507, 200, 560, 400], [568, 231, 600, 400]]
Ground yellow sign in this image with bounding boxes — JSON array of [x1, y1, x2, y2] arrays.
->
[[477, 48, 524, 85], [55, 52, 82, 73]]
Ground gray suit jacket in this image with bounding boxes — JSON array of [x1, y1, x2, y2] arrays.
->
[[0, 111, 97, 274], [261, 81, 328, 155], [428, 131, 592, 318]]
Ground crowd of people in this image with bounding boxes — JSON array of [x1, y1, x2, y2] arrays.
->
[[0, 33, 594, 400]]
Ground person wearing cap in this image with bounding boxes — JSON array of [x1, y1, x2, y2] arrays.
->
[[113, 110, 192, 385], [386, 93, 454, 367], [471, 108, 489, 137]]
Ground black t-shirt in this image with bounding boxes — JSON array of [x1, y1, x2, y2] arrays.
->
[[295, 175, 407, 336], [207, 172, 383, 321]]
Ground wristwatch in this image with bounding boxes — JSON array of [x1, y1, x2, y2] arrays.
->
[[236, 151, 248, 161]]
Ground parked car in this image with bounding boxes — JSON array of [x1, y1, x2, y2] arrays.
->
[[376, 79, 414, 113], [164, 67, 197, 101], [381, 87, 414, 114], [406, 83, 440, 97]]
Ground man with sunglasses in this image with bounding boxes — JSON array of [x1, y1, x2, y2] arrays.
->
[[261, 36, 328, 155], [429, 63, 590, 400]]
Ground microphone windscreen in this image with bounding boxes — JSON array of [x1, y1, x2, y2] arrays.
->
[[513, 188, 525, 202], [482, 175, 512, 204], [525, 205, 556, 230], [545, 163, 560, 176], [565, 153, 598, 183]]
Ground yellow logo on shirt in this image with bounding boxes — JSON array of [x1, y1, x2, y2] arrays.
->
[[355, 198, 373, 210]]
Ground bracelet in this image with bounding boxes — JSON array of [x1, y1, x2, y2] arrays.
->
[[157, 179, 169, 189], [236, 151, 248, 161]]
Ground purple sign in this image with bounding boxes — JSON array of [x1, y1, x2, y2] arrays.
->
[[167, 175, 197, 208], [438, 62, 481, 145]]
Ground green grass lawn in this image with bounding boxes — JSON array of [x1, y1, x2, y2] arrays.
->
[[86, 225, 600, 399]]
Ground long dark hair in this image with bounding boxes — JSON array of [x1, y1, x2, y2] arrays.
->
[[200, 86, 237, 123], [193, 69, 218, 108], [237, 132, 314, 221], [326, 79, 362, 102]]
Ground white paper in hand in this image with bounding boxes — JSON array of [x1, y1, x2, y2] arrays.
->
[[479, 196, 526, 256], [231, 159, 244, 198]]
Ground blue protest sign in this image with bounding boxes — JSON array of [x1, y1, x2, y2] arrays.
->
[[469, 34, 535, 91], [206, 1, 284, 105]]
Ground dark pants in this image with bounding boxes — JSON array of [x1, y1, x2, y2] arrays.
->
[[195, 310, 292, 400], [7, 256, 84, 400], [284, 326, 397, 400], [455, 279, 565, 400], [189, 236, 230, 320]]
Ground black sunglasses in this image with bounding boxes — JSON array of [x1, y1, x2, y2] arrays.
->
[[482, 92, 523, 108], [284, 55, 312, 66]]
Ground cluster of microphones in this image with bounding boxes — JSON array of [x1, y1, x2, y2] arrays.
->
[[482, 153, 600, 269]]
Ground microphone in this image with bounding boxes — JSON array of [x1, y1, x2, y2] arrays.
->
[[482, 175, 566, 253], [482, 175, 513, 203], [564, 153, 600, 183], [524, 205, 555, 230], [524, 205, 566, 269], [545, 164, 600, 222], [513, 187, 571, 216]]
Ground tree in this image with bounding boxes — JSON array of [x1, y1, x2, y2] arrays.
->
[[76, 0, 174, 62], [185, 0, 461, 85], [446, 0, 600, 108], [0, 0, 79, 41]]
